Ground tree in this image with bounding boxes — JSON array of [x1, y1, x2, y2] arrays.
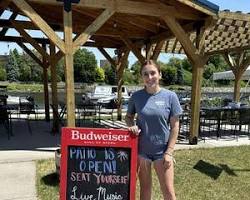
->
[[6, 49, 20, 82], [161, 64, 177, 85], [130, 61, 141, 84], [74, 48, 97, 83], [168, 57, 184, 85], [103, 64, 116, 85], [95, 67, 105, 83], [0, 65, 6, 81]]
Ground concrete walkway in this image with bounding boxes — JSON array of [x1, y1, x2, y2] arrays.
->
[[0, 120, 249, 200]]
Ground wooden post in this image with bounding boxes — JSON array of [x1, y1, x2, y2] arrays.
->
[[64, 9, 75, 127], [42, 43, 50, 121], [50, 43, 59, 133], [189, 60, 206, 144], [116, 49, 129, 121]]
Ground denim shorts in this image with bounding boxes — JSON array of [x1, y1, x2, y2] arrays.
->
[[139, 152, 165, 162]]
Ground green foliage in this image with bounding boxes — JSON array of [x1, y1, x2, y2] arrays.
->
[[0, 65, 7, 81], [95, 67, 105, 83], [6, 49, 20, 82], [161, 64, 177, 85], [7, 82, 43, 92], [103, 64, 116, 85], [182, 69, 192, 85], [204, 63, 216, 80], [74, 48, 97, 83]]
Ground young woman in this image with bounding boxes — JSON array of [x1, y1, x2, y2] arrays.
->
[[125, 60, 182, 200]]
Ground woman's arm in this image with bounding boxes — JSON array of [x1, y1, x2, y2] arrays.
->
[[125, 113, 140, 136], [166, 116, 180, 154]]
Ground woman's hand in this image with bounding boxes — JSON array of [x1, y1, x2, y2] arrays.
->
[[163, 153, 174, 169], [128, 125, 141, 136]]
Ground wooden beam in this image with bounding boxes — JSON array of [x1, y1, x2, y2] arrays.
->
[[73, 8, 114, 52], [50, 42, 59, 133], [27, 0, 202, 19], [16, 41, 43, 67], [64, 9, 75, 127], [116, 48, 129, 121], [189, 59, 207, 144], [120, 33, 145, 64], [12, 20, 50, 62], [12, 0, 66, 54], [151, 40, 165, 60], [0, 0, 10, 8], [177, 0, 217, 17], [98, 47, 116, 67], [42, 43, 50, 121], [162, 15, 199, 64], [0, 12, 17, 36]]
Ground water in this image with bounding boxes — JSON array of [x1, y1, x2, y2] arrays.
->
[[7, 92, 83, 108], [7, 91, 250, 109]]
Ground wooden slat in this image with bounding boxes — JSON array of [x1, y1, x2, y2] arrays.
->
[[98, 47, 116, 67], [16, 41, 43, 67], [12, 0, 66, 54], [0, 12, 17, 36], [12, 20, 50, 62], [162, 15, 199, 64], [120, 33, 145, 64], [73, 8, 114, 53], [27, 0, 203, 19]]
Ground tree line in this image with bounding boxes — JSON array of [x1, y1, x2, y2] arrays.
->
[[0, 48, 230, 86]]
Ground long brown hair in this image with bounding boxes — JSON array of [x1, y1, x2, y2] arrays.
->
[[140, 59, 161, 74]]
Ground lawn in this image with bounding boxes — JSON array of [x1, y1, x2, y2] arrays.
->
[[36, 145, 250, 200]]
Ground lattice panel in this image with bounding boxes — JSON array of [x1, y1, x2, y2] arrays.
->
[[162, 11, 250, 55]]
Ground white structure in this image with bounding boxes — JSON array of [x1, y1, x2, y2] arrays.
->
[[213, 66, 250, 80]]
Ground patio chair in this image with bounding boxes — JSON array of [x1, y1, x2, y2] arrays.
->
[[238, 108, 250, 138], [199, 109, 221, 140], [220, 109, 240, 140], [18, 96, 37, 134], [97, 99, 118, 123], [0, 95, 11, 139], [178, 111, 190, 141]]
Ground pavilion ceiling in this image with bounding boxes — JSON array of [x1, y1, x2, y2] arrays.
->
[[0, 0, 216, 50]]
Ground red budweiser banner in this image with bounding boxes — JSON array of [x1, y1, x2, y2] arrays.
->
[[60, 127, 138, 200]]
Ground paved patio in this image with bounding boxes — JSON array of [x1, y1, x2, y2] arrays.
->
[[0, 119, 249, 200]]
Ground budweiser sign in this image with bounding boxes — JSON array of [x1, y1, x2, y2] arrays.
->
[[71, 130, 129, 142]]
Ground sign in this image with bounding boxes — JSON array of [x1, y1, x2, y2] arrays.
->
[[60, 127, 138, 200]]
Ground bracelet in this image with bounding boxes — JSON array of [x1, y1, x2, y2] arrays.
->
[[164, 152, 173, 156], [164, 152, 176, 164]]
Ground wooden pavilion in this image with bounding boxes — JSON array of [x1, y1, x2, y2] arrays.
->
[[0, 0, 249, 144]]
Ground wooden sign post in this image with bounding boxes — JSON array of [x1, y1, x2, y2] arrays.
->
[[60, 127, 138, 200]]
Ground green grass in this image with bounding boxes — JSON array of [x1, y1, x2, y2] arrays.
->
[[36, 146, 250, 200], [7, 82, 43, 92]]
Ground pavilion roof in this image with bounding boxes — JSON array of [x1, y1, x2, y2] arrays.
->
[[0, 0, 217, 49]]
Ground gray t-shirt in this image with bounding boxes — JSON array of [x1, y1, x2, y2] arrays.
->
[[127, 88, 183, 155]]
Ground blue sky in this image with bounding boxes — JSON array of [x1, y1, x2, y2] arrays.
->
[[1, 1, 250, 66]]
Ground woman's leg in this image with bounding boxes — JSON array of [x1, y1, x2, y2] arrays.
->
[[153, 159, 176, 200], [138, 156, 152, 200]]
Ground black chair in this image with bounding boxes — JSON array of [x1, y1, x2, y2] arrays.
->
[[18, 96, 37, 134], [238, 108, 250, 138], [199, 109, 221, 140], [178, 111, 190, 141], [220, 109, 240, 140], [0, 95, 11, 139], [97, 99, 118, 124]]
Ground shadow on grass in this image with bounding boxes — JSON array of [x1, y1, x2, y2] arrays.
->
[[193, 160, 223, 180], [41, 172, 59, 186], [193, 160, 241, 179]]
